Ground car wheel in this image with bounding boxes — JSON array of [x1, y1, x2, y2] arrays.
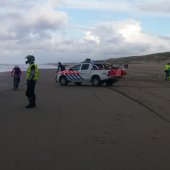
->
[[92, 76, 101, 86], [59, 76, 68, 86], [105, 80, 113, 86]]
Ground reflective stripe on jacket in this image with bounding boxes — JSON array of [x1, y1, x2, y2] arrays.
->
[[26, 64, 39, 80]]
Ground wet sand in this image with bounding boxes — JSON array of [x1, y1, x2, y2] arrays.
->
[[0, 64, 170, 170]]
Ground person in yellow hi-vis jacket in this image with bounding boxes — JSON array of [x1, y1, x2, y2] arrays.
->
[[25, 55, 39, 108], [165, 63, 170, 81]]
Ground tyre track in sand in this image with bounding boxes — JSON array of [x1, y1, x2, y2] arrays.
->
[[106, 87, 170, 123]]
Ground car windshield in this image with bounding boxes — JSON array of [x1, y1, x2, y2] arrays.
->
[[70, 64, 81, 70]]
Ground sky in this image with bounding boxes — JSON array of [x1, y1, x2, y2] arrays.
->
[[0, 0, 170, 64]]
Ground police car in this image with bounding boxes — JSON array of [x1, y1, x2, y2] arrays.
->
[[56, 60, 117, 86]]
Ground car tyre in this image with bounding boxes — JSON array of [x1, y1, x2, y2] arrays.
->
[[59, 76, 68, 86], [105, 80, 113, 86], [92, 76, 101, 86]]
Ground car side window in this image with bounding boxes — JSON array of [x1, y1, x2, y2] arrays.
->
[[92, 65, 99, 70], [70, 64, 81, 70], [81, 64, 89, 70]]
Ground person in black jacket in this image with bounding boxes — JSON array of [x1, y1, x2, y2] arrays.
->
[[11, 65, 22, 90], [57, 62, 65, 72]]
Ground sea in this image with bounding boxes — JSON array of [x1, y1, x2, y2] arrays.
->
[[0, 64, 57, 73]]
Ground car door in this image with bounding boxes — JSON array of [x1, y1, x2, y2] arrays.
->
[[68, 64, 83, 82], [79, 63, 91, 81]]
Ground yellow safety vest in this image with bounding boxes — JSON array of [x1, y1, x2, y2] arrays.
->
[[165, 64, 169, 71], [26, 64, 39, 80]]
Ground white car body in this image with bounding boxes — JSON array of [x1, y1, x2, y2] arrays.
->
[[56, 62, 117, 86]]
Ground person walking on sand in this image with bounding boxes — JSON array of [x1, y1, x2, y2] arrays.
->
[[25, 55, 39, 108], [164, 63, 170, 80], [11, 65, 22, 89]]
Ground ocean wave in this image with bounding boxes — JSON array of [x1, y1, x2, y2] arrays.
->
[[0, 64, 57, 73]]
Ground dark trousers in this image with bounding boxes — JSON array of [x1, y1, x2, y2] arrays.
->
[[26, 80, 36, 105], [165, 70, 169, 80]]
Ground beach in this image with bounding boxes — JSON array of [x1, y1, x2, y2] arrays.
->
[[0, 63, 170, 170]]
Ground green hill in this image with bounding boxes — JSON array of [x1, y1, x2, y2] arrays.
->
[[106, 52, 170, 64]]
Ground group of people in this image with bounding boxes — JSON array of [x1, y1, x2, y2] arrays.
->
[[11, 55, 38, 108], [11, 57, 65, 109], [11, 58, 169, 109]]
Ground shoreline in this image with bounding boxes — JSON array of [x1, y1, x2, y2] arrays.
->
[[0, 68, 56, 92]]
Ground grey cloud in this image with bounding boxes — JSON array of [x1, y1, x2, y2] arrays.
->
[[134, 1, 170, 15], [85, 24, 124, 46], [0, 0, 68, 41], [91, 41, 152, 58], [0, 0, 170, 64], [75, 22, 168, 60]]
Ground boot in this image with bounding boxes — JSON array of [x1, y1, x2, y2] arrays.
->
[[25, 98, 34, 108]]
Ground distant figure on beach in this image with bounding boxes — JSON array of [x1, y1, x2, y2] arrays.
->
[[57, 62, 65, 72], [124, 64, 128, 69], [25, 55, 39, 108], [11, 65, 22, 82], [11, 65, 22, 90], [164, 63, 170, 80]]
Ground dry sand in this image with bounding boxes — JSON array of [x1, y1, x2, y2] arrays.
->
[[0, 63, 170, 170]]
